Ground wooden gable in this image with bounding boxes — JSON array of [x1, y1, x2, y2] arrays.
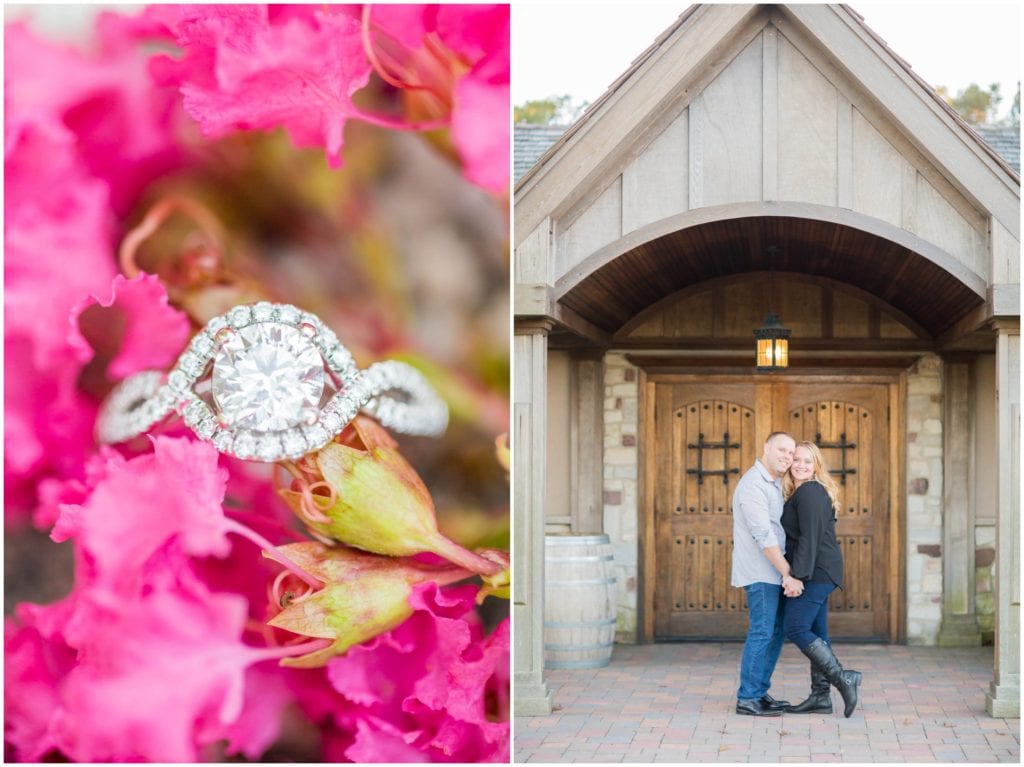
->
[[516, 4, 1019, 347]]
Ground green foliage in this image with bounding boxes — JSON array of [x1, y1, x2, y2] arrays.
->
[[938, 82, 1003, 125], [514, 94, 588, 125]]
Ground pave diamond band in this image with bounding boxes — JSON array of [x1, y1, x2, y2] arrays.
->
[[96, 302, 448, 462]]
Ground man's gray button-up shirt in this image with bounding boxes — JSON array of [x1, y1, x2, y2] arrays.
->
[[731, 459, 786, 587]]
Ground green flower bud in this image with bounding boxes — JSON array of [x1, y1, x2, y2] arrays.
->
[[265, 541, 472, 668], [279, 416, 501, 576]]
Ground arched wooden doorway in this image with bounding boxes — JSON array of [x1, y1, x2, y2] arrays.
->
[[646, 375, 898, 641]]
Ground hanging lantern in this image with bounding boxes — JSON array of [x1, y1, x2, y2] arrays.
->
[[754, 312, 790, 371]]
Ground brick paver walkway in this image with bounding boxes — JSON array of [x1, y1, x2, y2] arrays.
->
[[514, 643, 1019, 763]]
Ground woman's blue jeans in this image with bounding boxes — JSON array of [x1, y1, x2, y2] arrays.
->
[[737, 582, 785, 700], [783, 581, 836, 650]]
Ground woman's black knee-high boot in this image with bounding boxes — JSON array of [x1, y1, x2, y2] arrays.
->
[[786, 663, 832, 713], [798, 637, 861, 717]]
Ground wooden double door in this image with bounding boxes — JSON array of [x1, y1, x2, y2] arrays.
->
[[649, 377, 895, 641]]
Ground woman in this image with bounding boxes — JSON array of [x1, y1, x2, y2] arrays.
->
[[780, 441, 862, 717]]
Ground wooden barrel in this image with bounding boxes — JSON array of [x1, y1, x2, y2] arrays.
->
[[544, 534, 617, 669]]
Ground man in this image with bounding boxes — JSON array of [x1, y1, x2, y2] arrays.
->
[[731, 431, 802, 716]]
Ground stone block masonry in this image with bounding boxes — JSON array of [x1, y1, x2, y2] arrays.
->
[[905, 354, 944, 644], [602, 353, 640, 642]]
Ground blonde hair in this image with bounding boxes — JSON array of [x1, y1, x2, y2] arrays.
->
[[782, 441, 840, 512]]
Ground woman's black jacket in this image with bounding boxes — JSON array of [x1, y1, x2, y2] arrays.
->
[[781, 480, 843, 587]]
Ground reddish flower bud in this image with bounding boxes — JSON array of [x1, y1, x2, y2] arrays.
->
[[265, 542, 471, 667]]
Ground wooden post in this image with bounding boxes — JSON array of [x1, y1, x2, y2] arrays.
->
[[986, 320, 1020, 717], [570, 352, 605, 534], [937, 358, 982, 646], [514, 321, 555, 715]]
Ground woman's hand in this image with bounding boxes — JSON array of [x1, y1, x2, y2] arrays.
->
[[783, 574, 804, 598]]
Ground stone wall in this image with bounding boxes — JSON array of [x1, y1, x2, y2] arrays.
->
[[905, 354, 944, 644], [602, 352, 640, 642]]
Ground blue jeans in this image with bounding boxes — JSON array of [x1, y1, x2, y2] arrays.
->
[[737, 582, 785, 700], [783, 581, 836, 649]]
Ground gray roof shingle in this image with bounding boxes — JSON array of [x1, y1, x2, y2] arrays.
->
[[514, 124, 569, 184], [972, 125, 1020, 174]]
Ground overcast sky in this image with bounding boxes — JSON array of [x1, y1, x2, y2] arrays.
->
[[512, 3, 1021, 120]]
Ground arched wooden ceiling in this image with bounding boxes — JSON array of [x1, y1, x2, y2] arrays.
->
[[556, 216, 984, 339]]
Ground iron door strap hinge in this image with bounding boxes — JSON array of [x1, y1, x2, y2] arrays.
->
[[815, 431, 857, 485], [687, 432, 740, 485]]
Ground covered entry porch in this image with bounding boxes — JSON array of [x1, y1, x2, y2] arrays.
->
[[517, 210, 1019, 718]]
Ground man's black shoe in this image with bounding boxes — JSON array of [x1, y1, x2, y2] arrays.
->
[[759, 694, 790, 711], [735, 698, 783, 716]]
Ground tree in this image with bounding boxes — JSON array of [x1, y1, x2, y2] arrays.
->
[[514, 94, 588, 125], [1008, 82, 1020, 128], [937, 82, 1002, 125]]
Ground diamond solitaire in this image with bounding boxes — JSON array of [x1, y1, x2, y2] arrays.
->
[[212, 323, 324, 432], [96, 302, 449, 462]]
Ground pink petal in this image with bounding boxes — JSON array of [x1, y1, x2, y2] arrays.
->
[[52, 436, 231, 590], [3, 619, 75, 762], [4, 177, 114, 504], [345, 717, 430, 763], [68, 273, 191, 379], [326, 582, 509, 761], [435, 5, 510, 64], [5, 180, 116, 370], [452, 72, 510, 194], [437, 6, 510, 194], [210, 664, 294, 760], [4, 337, 99, 515], [5, 18, 182, 215], [167, 7, 372, 167], [50, 587, 261, 762]]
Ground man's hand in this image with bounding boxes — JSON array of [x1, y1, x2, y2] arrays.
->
[[782, 575, 804, 598]]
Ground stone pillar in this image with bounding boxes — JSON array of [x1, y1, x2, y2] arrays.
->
[[986, 320, 1020, 717], [570, 353, 605, 534], [905, 354, 944, 644], [602, 353, 641, 642], [937, 359, 982, 646], [513, 322, 554, 715]]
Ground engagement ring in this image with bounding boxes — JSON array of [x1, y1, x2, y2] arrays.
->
[[97, 302, 448, 462]]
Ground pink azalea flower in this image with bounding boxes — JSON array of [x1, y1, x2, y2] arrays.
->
[[151, 5, 372, 168], [4, 179, 115, 510], [49, 585, 286, 762], [368, 4, 510, 193], [327, 582, 510, 762], [4, 179, 115, 375], [52, 437, 232, 591], [4, 16, 179, 509], [437, 5, 510, 194], [33, 446, 124, 530], [451, 60, 510, 195], [6, 437, 306, 762], [4, 19, 181, 215]]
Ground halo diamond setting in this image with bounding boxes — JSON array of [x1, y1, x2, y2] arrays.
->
[[97, 302, 448, 462]]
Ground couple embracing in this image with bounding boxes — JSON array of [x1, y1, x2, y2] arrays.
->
[[731, 432, 862, 718]]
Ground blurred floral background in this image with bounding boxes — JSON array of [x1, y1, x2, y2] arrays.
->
[[5, 4, 509, 762]]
